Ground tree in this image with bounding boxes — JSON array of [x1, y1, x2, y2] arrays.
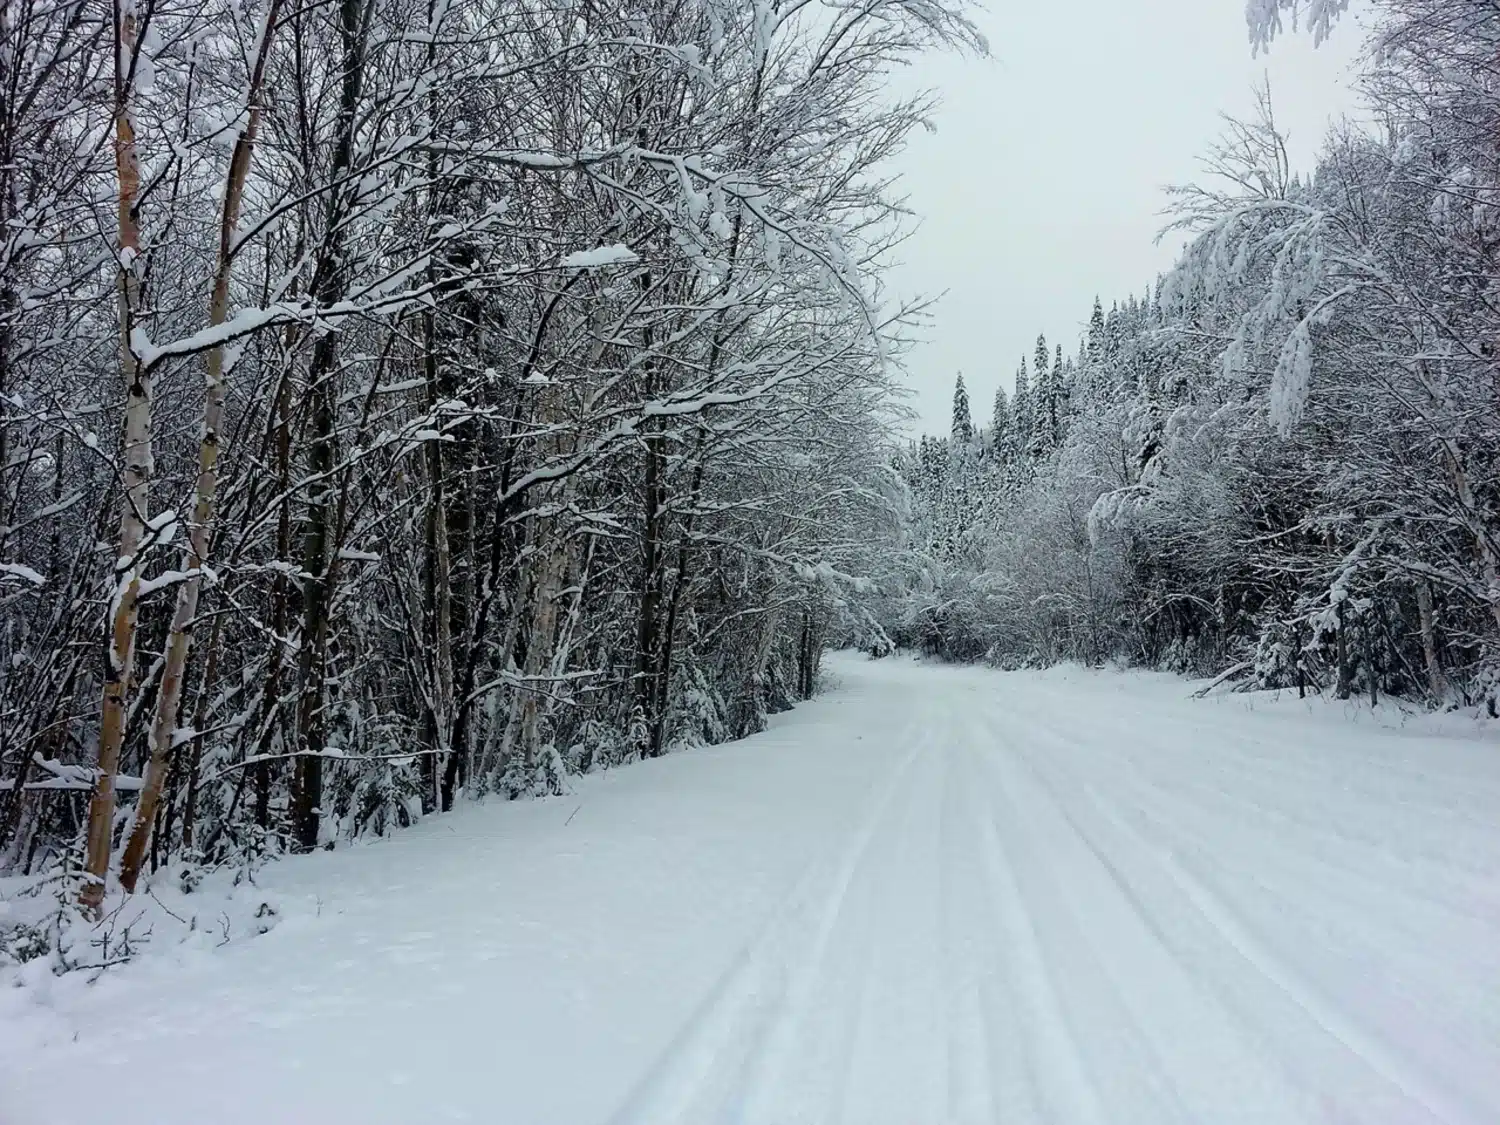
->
[[990, 383, 1012, 459], [81, 0, 154, 915], [870, 3, 1500, 710], [1, 0, 985, 901], [1032, 333, 1056, 456], [1012, 356, 1032, 459], [951, 373, 974, 445]]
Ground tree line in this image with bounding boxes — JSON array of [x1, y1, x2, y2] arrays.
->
[[0, 0, 981, 896], [874, 0, 1500, 711]]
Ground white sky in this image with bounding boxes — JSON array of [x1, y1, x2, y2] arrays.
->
[[885, 0, 1368, 436]]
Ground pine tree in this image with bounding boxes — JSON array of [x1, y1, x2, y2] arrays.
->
[[1087, 296, 1106, 361], [1031, 334, 1053, 456], [951, 373, 974, 445], [990, 382, 1011, 460], [1052, 344, 1068, 439], [1012, 357, 1032, 458]]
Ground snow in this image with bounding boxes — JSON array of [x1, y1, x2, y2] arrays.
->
[[133, 568, 195, 598], [0, 759, 143, 792], [3, 653, 1497, 1124], [562, 243, 639, 269], [0, 563, 45, 586], [1269, 315, 1313, 434], [1247, 0, 1349, 54]]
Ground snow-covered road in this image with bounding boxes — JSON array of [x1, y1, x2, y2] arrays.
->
[[5, 654, 1498, 1125]]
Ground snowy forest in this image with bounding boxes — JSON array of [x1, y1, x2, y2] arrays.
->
[[7, 1, 1500, 1118], [878, 1, 1500, 715], [0, 0, 1493, 905], [0, 0, 982, 890]]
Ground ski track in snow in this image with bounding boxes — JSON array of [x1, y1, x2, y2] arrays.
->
[[3, 654, 1498, 1125]]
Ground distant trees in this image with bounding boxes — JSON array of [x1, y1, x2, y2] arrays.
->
[[875, 0, 1500, 709], [951, 374, 974, 445]]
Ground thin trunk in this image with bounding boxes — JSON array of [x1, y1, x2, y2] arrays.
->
[[418, 2, 454, 809], [291, 0, 368, 851], [176, 611, 223, 852], [510, 510, 567, 794], [258, 354, 296, 829], [635, 275, 664, 756], [1295, 619, 1306, 699], [741, 593, 783, 737], [118, 2, 282, 891], [650, 436, 708, 755], [1439, 437, 1500, 633], [82, 0, 149, 913], [1416, 580, 1447, 702], [1335, 599, 1351, 701], [0, 0, 17, 547], [798, 605, 819, 700], [421, 313, 454, 809], [493, 566, 532, 790], [292, 347, 334, 851]]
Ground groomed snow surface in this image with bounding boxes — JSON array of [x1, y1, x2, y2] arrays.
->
[[4, 653, 1498, 1125]]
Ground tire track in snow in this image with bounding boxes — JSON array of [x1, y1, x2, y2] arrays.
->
[[998, 674, 1499, 805], [995, 700, 1497, 945], [974, 722, 1214, 1125], [1001, 680, 1499, 858], [956, 730, 1110, 1125], [1072, 726, 1499, 953], [935, 735, 977, 1124], [604, 718, 934, 1125], [938, 727, 1046, 1124], [1154, 849, 1482, 1125], [999, 708, 1479, 1125], [826, 719, 951, 1123], [1065, 761, 1486, 1125], [990, 716, 1335, 1122]]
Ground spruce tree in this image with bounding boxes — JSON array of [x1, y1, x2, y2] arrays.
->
[[990, 382, 1011, 460], [1012, 356, 1032, 458], [1087, 296, 1106, 360], [951, 373, 974, 446], [1052, 344, 1067, 438], [1032, 334, 1053, 456]]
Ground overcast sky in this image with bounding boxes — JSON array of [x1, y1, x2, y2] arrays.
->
[[885, 1, 1368, 436]]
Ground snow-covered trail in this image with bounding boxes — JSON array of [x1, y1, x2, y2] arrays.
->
[[4, 654, 1498, 1125]]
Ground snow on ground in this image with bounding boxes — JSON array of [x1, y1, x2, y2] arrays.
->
[[3, 653, 1498, 1125]]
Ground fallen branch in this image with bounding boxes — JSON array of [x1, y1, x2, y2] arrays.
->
[[1192, 661, 1253, 699]]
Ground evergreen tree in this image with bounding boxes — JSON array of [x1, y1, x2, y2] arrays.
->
[[1087, 296, 1106, 360], [1032, 334, 1054, 456], [990, 383, 1012, 459], [1052, 344, 1068, 438], [951, 373, 974, 446], [1012, 357, 1032, 457]]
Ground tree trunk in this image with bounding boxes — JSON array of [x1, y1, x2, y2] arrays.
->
[[797, 603, 821, 700], [290, 0, 368, 851], [1439, 437, 1500, 634], [1334, 599, 1351, 701], [176, 613, 223, 854], [82, 0, 149, 913], [1295, 619, 1306, 699], [256, 352, 297, 831], [420, 312, 454, 811], [118, 5, 282, 891], [1416, 580, 1447, 703], [509, 509, 567, 795], [636, 421, 665, 755]]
